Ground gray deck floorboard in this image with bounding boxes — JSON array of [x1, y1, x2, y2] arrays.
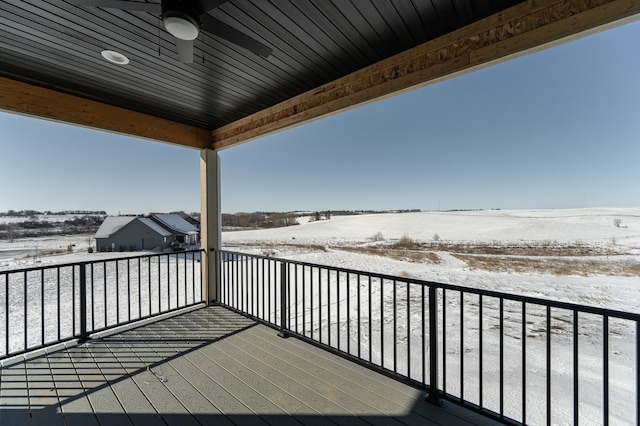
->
[[0, 305, 503, 425]]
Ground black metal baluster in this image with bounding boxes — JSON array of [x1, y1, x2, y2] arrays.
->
[[407, 281, 411, 380], [127, 258, 131, 321], [460, 291, 464, 403], [479, 294, 483, 411], [23, 271, 27, 350], [229, 254, 233, 308], [380, 278, 384, 369], [294, 263, 298, 334], [393, 279, 397, 373], [244, 254, 249, 313], [262, 257, 266, 319], [422, 284, 426, 386], [57, 268, 61, 341], [40, 269, 44, 346], [267, 258, 271, 323], [346, 273, 350, 355], [183, 251, 187, 306], [234, 254, 238, 310], [442, 288, 447, 394], [239, 254, 244, 312], [253, 257, 258, 316], [573, 309, 578, 426], [278, 262, 289, 338], [173, 253, 177, 309], [604, 315, 609, 426], [287, 263, 291, 333], [78, 263, 87, 343], [90, 263, 95, 331], [72, 266, 76, 336], [547, 305, 552, 426], [137, 257, 141, 318], [166, 254, 170, 310], [148, 257, 151, 315], [426, 285, 440, 405], [328, 269, 331, 348], [318, 267, 322, 343], [157, 256, 161, 313], [4, 274, 9, 355], [523, 303, 527, 425], [104, 261, 107, 327], [223, 252, 227, 305], [116, 260, 120, 323], [337, 271, 340, 350], [311, 266, 315, 340], [358, 274, 361, 359], [369, 276, 373, 363], [191, 251, 195, 304], [302, 265, 306, 337], [500, 298, 504, 420]]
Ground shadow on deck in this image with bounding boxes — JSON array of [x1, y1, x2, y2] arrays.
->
[[0, 306, 501, 425]]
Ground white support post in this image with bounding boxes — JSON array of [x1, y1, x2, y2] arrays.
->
[[200, 149, 221, 304]]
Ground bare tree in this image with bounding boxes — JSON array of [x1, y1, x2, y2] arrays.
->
[[614, 218, 622, 228]]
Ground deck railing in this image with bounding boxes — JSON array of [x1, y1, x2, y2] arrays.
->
[[216, 249, 640, 426], [0, 249, 204, 360]]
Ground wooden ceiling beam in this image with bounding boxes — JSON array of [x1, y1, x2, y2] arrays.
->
[[211, 0, 640, 150], [0, 76, 212, 149]]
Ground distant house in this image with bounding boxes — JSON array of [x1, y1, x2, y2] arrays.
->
[[95, 214, 199, 252], [149, 214, 199, 246]]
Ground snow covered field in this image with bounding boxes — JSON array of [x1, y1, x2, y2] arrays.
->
[[222, 208, 640, 310], [1, 207, 639, 425]]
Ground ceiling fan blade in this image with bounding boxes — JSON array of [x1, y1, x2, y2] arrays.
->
[[200, 15, 272, 58], [174, 38, 194, 63], [196, 0, 228, 15], [66, 0, 161, 13]]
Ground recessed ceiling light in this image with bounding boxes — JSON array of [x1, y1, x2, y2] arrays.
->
[[101, 50, 129, 65]]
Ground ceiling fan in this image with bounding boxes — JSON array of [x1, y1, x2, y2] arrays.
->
[[68, 0, 272, 63]]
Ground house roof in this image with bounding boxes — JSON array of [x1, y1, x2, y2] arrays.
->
[[2, 1, 634, 151], [151, 214, 199, 235], [139, 217, 174, 237], [95, 216, 137, 238], [96, 215, 191, 239]]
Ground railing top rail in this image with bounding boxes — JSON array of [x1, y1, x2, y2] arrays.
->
[[0, 248, 204, 276], [217, 248, 640, 322]]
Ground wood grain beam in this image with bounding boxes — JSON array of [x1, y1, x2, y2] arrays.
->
[[211, 0, 640, 150], [0, 76, 211, 149]]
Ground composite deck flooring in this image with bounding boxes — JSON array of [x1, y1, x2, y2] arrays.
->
[[0, 306, 501, 425]]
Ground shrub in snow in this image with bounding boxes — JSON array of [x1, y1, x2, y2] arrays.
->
[[393, 234, 416, 249], [371, 232, 384, 242]]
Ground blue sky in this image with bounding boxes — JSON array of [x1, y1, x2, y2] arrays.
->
[[1, 21, 639, 215]]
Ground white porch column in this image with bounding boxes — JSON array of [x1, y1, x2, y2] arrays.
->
[[200, 149, 221, 304]]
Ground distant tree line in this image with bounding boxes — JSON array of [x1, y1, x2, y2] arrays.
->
[[0, 209, 107, 217], [327, 209, 421, 216], [222, 212, 298, 230], [309, 211, 332, 222], [0, 215, 105, 241], [221, 209, 426, 229]]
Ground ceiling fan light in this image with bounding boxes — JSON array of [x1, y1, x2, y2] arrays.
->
[[164, 15, 199, 40]]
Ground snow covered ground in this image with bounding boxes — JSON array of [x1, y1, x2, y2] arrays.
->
[[224, 207, 640, 246], [220, 207, 640, 426], [1, 207, 639, 425]]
